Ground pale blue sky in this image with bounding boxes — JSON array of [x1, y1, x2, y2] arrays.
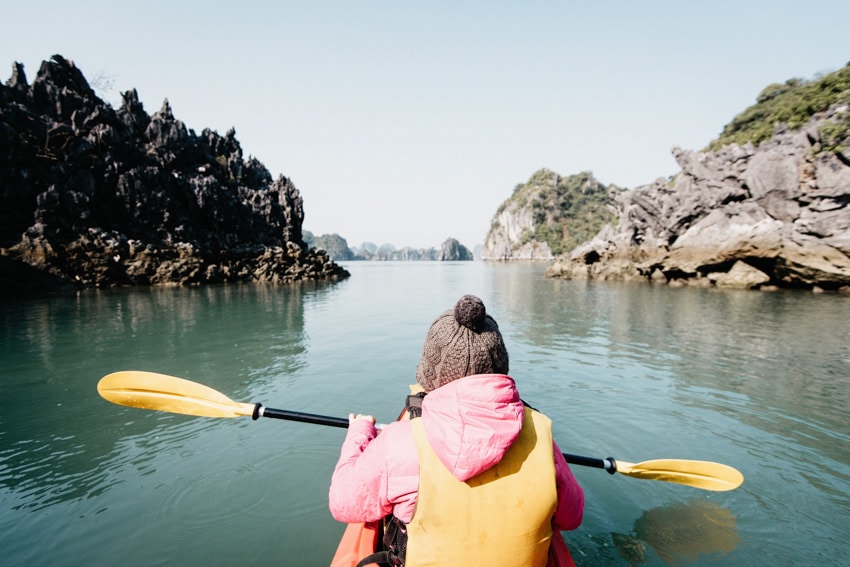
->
[[3, 1, 849, 249]]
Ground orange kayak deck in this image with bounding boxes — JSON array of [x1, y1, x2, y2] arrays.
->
[[330, 521, 381, 567]]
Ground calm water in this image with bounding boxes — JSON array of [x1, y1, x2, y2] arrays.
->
[[1, 262, 848, 566]]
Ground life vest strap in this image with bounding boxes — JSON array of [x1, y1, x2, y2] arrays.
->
[[355, 550, 402, 567], [358, 515, 408, 566]]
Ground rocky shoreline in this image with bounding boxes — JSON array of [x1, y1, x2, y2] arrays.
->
[[1, 55, 348, 296], [545, 104, 850, 292]]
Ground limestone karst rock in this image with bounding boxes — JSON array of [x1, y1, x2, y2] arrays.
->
[[0, 55, 349, 295], [545, 110, 850, 291]]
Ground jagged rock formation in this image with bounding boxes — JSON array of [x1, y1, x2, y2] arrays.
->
[[0, 55, 348, 296], [545, 103, 850, 291], [482, 169, 617, 260], [438, 238, 473, 261]]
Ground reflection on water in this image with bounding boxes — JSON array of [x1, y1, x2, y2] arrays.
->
[[0, 282, 318, 513], [442, 263, 849, 565], [1, 263, 848, 566], [493, 273, 850, 455], [613, 499, 740, 565]]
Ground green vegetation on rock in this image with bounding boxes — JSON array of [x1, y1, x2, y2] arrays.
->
[[502, 169, 617, 256], [708, 62, 850, 151]]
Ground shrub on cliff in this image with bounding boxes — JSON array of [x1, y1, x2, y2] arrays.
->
[[708, 62, 850, 151]]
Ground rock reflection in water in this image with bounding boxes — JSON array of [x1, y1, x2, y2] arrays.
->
[[612, 499, 740, 565]]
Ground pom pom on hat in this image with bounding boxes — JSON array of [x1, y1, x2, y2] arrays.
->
[[415, 295, 509, 392], [454, 295, 486, 330]]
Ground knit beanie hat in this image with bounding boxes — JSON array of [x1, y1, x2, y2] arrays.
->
[[415, 295, 509, 392]]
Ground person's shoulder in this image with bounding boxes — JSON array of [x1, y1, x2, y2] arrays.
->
[[381, 418, 414, 436], [379, 419, 419, 474], [374, 419, 418, 453]]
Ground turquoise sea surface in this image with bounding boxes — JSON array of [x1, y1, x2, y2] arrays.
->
[[1, 261, 848, 566]]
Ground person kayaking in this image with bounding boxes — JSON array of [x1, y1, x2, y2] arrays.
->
[[329, 294, 584, 567]]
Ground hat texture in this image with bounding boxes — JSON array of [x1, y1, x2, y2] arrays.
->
[[415, 295, 509, 392]]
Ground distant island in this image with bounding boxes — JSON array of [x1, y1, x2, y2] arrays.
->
[[303, 232, 475, 261]]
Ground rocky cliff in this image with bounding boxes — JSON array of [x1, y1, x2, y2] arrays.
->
[[545, 102, 850, 291], [0, 55, 349, 296], [482, 169, 617, 260], [438, 238, 474, 261]]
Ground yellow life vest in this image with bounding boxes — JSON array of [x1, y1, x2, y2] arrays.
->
[[405, 406, 557, 567]]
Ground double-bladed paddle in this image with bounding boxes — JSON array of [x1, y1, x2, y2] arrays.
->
[[97, 370, 744, 492]]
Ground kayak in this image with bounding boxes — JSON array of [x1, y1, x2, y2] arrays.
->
[[329, 399, 577, 567], [330, 521, 382, 567]]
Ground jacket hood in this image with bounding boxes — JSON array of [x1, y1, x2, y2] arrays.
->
[[420, 373, 524, 481]]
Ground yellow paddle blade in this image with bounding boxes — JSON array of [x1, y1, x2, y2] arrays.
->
[[98, 371, 256, 418], [615, 459, 744, 492]]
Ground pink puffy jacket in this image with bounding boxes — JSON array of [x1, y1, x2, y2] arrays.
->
[[329, 374, 584, 530]]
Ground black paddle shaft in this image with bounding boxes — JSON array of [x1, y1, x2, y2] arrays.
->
[[254, 404, 349, 428], [563, 453, 617, 474], [254, 403, 619, 474]]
